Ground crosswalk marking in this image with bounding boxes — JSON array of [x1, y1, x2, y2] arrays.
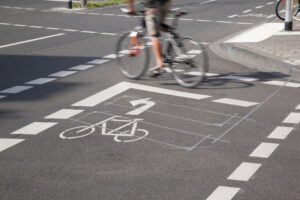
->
[[227, 162, 261, 181], [267, 126, 294, 139], [207, 186, 240, 200], [11, 122, 57, 135], [282, 112, 300, 124], [0, 138, 25, 152], [0, 86, 33, 94], [45, 109, 84, 119], [26, 78, 56, 85], [212, 98, 258, 107], [249, 142, 279, 158]]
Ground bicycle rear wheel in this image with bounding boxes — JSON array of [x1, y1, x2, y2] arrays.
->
[[170, 37, 207, 88], [275, 0, 300, 21], [116, 31, 150, 79]]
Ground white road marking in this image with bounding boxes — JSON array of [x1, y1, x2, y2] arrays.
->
[[275, 31, 300, 35], [80, 30, 97, 34], [45, 109, 84, 119], [0, 95, 6, 99], [88, 59, 109, 65], [249, 142, 279, 158], [267, 14, 275, 18], [0, 33, 65, 49], [0, 22, 11, 25], [26, 78, 56, 85], [11, 122, 57, 135], [213, 98, 258, 107], [196, 19, 213, 22], [200, 0, 216, 4], [0, 138, 25, 153], [49, 70, 77, 77], [99, 32, 117, 36], [282, 112, 300, 124], [70, 64, 95, 70], [45, 27, 60, 30], [236, 22, 254, 25], [221, 75, 258, 82], [72, 81, 211, 107], [263, 80, 300, 88], [62, 29, 78, 32], [243, 9, 252, 13], [0, 86, 33, 94], [102, 13, 115, 16], [28, 25, 43, 29], [255, 6, 264, 9], [103, 54, 117, 59], [207, 186, 240, 200], [227, 162, 262, 181], [267, 2, 274, 5], [226, 23, 282, 43], [228, 14, 237, 18], [216, 21, 232, 24], [13, 24, 27, 27], [267, 126, 294, 139], [180, 18, 194, 21], [296, 104, 300, 109]]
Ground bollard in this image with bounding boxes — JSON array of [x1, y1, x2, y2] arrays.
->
[[285, 0, 293, 31], [81, 0, 87, 7], [68, 0, 72, 9]]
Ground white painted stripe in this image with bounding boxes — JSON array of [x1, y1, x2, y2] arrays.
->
[[267, 126, 294, 139], [72, 81, 211, 107], [102, 13, 115, 16], [267, 2, 274, 5], [255, 6, 264, 9], [187, 50, 202, 54], [13, 24, 27, 27], [200, 0, 216, 4], [62, 29, 78, 32], [0, 95, 6, 99], [69, 64, 95, 70], [80, 30, 97, 34], [228, 14, 237, 18], [180, 18, 193, 21], [228, 162, 261, 181], [45, 109, 84, 119], [296, 104, 300, 109], [216, 21, 233, 24], [282, 112, 300, 124], [275, 31, 300, 35], [0, 86, 33, 94], [263, 80, 300, 88], [103, 54, 117, 59], [100, 32, 117, 36], [207, 186, 240, 200], [213, 98, 258, 107], [0, 33, 65, 49], [243, 9, 252, 13], [0, 23, 11, 25], [26, 78, 56, 85], [49, 70, 77, 77], [249, 142, 279, 158], [88, 59, 109, 65], [87, 13, 99, 15], [12, 122, 57, 135], [267, 14, 275, 18], [226, 23, 282, 43], [221, 75, 258, 82], [0, 138, 25, 152], [45, 27, 60, 30], [236, 22, 254, 25], [28, 26, 43, 28], [196, 19, 212, 22]]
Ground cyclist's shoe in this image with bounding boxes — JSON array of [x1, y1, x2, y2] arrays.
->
[[150, 67, 166, 78]]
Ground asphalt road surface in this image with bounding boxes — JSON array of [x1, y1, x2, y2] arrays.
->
[[0, 0, 299, 199]]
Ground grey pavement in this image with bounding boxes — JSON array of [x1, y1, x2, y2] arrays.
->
[[211, 19, 300, 81]]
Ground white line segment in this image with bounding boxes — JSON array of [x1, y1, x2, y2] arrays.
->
[[263, 80, 300, 88], [0, 86, 33, 94], [227, 162, 262, 181], [45, 109, 84, 119], [207, 186, 240, 200], [26, 78, 56, 85], [282, 112, 300, 124], [267, 126, 294, 139], [11, 122, 57, 135], [69, 64, 95, 70], [88, 59, 109, 65], [213, 98, 258, 107], [0, 138, 25, 152], [249, 142, 279, 158], [49, 71, 77, 77]]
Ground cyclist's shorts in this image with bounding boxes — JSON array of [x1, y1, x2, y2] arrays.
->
[[145, 0, 171, 37]]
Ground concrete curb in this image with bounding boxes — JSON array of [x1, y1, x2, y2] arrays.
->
[[210, 24, 300, 82]]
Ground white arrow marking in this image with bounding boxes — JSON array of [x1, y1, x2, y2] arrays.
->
[[126, 98, 155, 116]]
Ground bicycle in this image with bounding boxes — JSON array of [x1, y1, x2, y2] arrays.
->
[[59, 115, 148, 143], [275, 0, 300, 21], [115, 7, 208, 88]]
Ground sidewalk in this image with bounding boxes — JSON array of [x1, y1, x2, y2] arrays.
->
[[211, 19, 300, 81]]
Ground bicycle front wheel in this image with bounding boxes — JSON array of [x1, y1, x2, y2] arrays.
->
[[276, 0, 300, 21], [116, 31, 150, 79], [170, 37, 207, 88]]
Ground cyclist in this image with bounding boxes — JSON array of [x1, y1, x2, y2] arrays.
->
[[127, 0, 171, 77]]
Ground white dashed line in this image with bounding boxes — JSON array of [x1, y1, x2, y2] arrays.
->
[[282, 112, 300, 124], [263, 81, 300, 88], [26, 78, 56, 85], [267, 2, 274, 5], [45, 27, 60, 30], [221, 75, 258, 82], [212, 98, 258, 107], [80, 30, 98, 34], [99, 32, 117, 36], [227, 14, 237, 18], [296, 104, 300, 109], [103, 54, 117, 59], [69, 64, 95, 70], [267, 14, 275, 18], [0, 138, 25, 152], [249, 142, 279, 158], [62, 29, 79, 32], [0, 86, 33, 94], [227, 162, 262, 181], [49, 71, 77, 77], [196, 19, 213, 22], [216, 21, 233, 24], [45, 109, 84, 119], [13, 24, 27, 27], [0, 95, 6, 99], [255, 6, 264, 9], [88, 59, 109, 65], [267, 126, 294, 139], [28, 25, 43, 29], [11, 122, 57, 135], [207, 186, 240, 200], [102, 13, 115, 16], [243, 10, 252, 13]]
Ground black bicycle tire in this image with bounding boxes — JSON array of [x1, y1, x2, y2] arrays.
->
[[115, 32, 150, 79], [276, 0, 285, 21], [275, 0, 300, 21], [170, 37, 207, 88]]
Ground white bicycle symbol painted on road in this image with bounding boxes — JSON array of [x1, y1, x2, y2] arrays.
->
[[59, 115, 149, 143]]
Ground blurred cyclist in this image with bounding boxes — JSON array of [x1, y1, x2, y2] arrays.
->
[[128, 0, 171, 77]]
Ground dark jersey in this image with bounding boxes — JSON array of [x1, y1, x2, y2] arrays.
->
[[144, 0, 169, 8]]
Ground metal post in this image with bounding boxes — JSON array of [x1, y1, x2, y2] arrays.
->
[[81, 0, 87, 7], [285, 0, 293, 31], [67, 0, 72, 9]]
